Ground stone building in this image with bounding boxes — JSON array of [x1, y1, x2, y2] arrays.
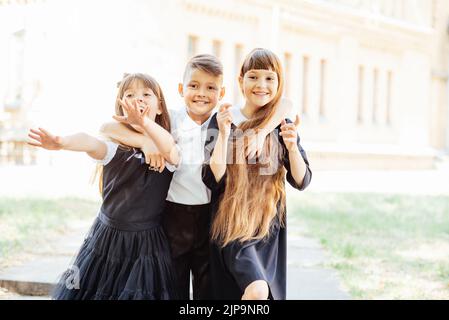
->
[[0, 0, 448, 169]]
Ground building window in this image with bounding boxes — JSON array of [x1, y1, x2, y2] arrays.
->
[[372, 68, 379, 124], [283, 53, 292, 98], [5, 29, 25, 112], [234, 44, 243, 105], [394, 0, 404, 19], [319, 59, 327, 119], [187, 35, 198, 59], [302, 56, 309, 116], [432, 0, 437, 28], [212, 40, 222, 59], [357, 65, 364, 124], [386, 70, 393, 125]]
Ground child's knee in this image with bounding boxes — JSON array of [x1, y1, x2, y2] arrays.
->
[[242, 280, 269, 300]]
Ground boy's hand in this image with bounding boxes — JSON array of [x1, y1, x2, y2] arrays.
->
[[244, 128, 269, 159], [114, 99, 150, 129], [279, 115, 301, 152], [217, 103, 232, 137], [245, 98, 293, 158], [27, 128, 64, 150], [141, 140, 165, 173]]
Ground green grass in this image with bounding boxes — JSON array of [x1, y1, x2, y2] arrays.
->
[[0, 197, 100, 266], [2, 193, 448, 299], [288, 192, 449, 299]]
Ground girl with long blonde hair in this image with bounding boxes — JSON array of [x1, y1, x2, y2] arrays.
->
[[202, 48, 312, 300]]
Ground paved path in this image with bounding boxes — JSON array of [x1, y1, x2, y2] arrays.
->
[[0, 217, 350, 300], [287, 225, 350, 300]]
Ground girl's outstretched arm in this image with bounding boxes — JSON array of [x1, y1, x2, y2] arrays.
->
[[28, 128, 107, 160], [100, 121, 148, 149]]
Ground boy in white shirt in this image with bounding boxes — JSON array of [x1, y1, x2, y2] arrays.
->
[[100, 54, 291, 299]]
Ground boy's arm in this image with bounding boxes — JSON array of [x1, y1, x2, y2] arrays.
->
[[139, 120, 180, 166], [28, 128, 107, 160], [245, 98, 293, 158], [100, 122, 148, 149], [260, 98, 293, 132], [100, 121, 167, 171], [112, 99, 179, 166]]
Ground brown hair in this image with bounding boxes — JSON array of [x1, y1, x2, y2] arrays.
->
[[115, 73, 171, 133], [210, 48, 286, 247], [94, 73, 171, 194], [183, 54, 223, 81]]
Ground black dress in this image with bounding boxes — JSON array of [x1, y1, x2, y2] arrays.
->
[[201, 115, 312, 300], [52, 144, 177, 300]]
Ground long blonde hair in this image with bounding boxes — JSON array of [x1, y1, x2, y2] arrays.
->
[[210, 48, 286, 247], [93, 73, 171, 194]]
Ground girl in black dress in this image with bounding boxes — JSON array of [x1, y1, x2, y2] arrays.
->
[[202, 48, 312, 300], [27, 73, 180, 299]]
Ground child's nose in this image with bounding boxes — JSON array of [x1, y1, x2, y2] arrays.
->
[[198, 87, 207, 96], [257, 79, 267, 87]]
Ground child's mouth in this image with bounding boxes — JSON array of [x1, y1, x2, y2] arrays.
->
[[193, 101, 209, 105]]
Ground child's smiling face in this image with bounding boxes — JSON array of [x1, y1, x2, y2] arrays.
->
[[240, 69, 279, 110], [179, 68, 225, 123], [122, 81, 161, 133]]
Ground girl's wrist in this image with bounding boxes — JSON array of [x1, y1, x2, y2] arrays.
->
[[218, 129, 230, 139], [141, 117, 151, 128]]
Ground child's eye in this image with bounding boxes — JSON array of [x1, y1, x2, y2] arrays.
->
[[208, 86, 217, 91], [126, 94, 133, 98], [249, 76, 256, 80], [189, 84, 198, 89], [267, 77, 274, 81], [144, 93, 152, 97]]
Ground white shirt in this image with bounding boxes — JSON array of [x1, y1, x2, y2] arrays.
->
[[230, 106, 248, 126], [96, 140, 119, 166], [166, 108, 214, 205], [95, 139, 176, 172]]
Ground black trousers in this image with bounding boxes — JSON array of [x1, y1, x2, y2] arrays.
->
[[162, 201, 211, 300]]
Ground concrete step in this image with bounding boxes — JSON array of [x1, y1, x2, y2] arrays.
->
[[0, 287, 50, 300]]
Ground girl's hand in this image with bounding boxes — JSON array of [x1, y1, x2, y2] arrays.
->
[[27, 128, 64, 150], [114, 99, 150, 129], [279, 115, 301, 152], [217, 103, 232, 137]]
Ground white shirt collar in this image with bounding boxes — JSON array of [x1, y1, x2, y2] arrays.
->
[[180, 107, 215, 131]]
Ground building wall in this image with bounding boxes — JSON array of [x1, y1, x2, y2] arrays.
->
[[0, 0, 448, 168], [429, 0, 449, 151]]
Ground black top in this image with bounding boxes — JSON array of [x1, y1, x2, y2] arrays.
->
[[100, 146, 174, 231], [201, 114, 312, 299]]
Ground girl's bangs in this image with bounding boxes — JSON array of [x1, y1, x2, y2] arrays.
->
[[243, 50, 277, 73], [120, 74, 159, 96]]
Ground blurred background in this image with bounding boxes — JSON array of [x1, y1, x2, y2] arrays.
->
[[0, 0, 448, 300]]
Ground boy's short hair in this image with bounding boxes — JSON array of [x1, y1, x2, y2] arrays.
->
[[183, 54, 223, 81]]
